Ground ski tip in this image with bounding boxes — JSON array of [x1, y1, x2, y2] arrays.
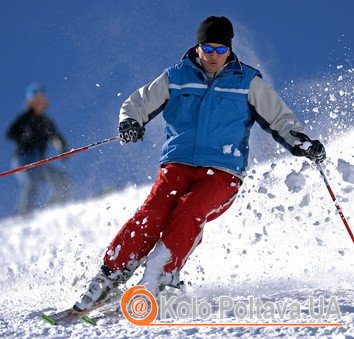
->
[[80, 315, 97, 326], [41, 314, 57, 326]]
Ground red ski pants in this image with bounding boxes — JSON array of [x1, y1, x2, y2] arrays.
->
[[104, 163, 240, 273]]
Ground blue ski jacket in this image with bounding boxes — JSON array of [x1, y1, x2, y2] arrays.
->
[[160, 51, 260, 177]]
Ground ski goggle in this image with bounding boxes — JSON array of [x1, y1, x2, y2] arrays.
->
[[199, 44, 229, 55]]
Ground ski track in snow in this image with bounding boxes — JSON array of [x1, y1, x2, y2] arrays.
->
[[0, 131, 353, 338]]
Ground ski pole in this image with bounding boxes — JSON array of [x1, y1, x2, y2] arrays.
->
[[316, 163, 354, 243], [0, 135, 120, 179]]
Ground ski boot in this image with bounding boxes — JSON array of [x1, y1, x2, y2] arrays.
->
[[73, 264, 133, 312], [139, 270, 185, 298]]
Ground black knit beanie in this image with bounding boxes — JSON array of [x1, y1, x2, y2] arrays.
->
[[195, 16, 234, 47]]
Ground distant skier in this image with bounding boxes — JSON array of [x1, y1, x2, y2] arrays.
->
[[74, 16, 326, 311], [6, 83, 71, 215]]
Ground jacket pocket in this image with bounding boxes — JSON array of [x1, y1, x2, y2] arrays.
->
[[164, 91, 204, 124], [213, 91, 249, 123]]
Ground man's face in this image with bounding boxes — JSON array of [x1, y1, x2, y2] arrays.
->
[[28, 95, 48, 115], [195, 42, 230, 73]]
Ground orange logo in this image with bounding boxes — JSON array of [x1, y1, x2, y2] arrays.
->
[[120, 285, 158, 326], [120, 286, 342, 328]]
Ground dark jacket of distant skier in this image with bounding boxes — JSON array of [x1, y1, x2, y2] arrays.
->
[[120, 48, 305, 180], [7, 108, 67, 160]]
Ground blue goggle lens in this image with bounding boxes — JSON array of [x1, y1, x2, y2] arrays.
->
[[200, 44, 229, 54]]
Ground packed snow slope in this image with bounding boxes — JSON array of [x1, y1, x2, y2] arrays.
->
[[0, 130, 353, 338]]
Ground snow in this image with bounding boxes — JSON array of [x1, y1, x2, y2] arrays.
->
[[337, 159, 354, 184], [0, 132, 353, 337], [284, 170, 306, 193], [222, 145, 241, 157], [233, 148, 241, 157], [107, 245, 121, 261], [329, 94, 337, 102], [330, 112, 338, 119], [299, 193, 311, 207], [298, 141, 312, 151], [223, 145, 233, 154]]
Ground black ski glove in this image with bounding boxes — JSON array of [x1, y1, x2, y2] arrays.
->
[[290, 130, 326, 163], [119, 118, 145, 143]]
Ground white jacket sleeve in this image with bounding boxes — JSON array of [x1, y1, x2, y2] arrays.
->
[[248, 76, 305, 153], [119, 72, 170, 126]]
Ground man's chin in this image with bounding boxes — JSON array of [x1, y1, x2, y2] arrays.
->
[[205, 65, 221, 73]]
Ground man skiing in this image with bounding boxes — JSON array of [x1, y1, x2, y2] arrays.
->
[[74, 16, 326, 311], [6, 83, 71, 214]]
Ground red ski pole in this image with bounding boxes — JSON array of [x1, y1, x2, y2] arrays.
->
[[0, 136, 120, 178], [317, 163, 354, 243]]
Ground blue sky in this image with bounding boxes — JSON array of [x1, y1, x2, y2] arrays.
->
[[0, 0, 353, 218]]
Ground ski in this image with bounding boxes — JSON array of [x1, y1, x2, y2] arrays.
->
[[79, 307, 122, 325], [41, 289, 123, 325], [80, 315, 98, 325], [41, 300, 108, 325]]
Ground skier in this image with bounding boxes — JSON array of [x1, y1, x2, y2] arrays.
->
[[74, 16, 326, 311], [6, 83, 71, 214]]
